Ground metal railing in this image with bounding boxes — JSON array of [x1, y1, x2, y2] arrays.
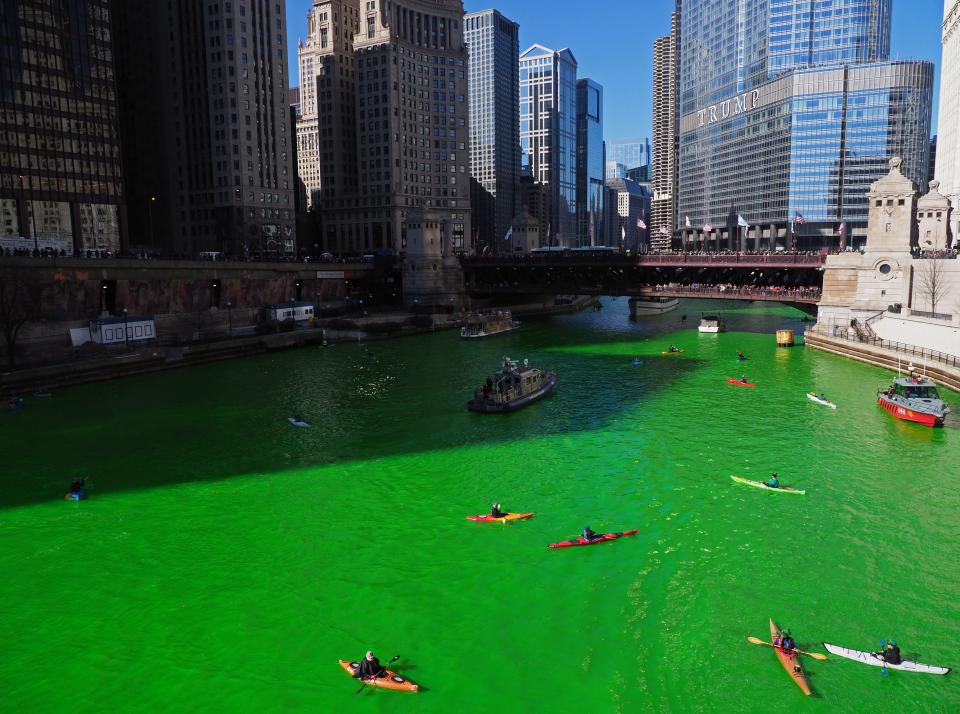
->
[[810, 325, 960, 368]]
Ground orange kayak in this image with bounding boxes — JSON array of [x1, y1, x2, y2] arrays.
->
[[466, 512, 534, 523], [338, 659, 419, 692], [770, 619, 811, 696]]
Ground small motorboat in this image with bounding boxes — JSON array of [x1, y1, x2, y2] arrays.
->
[[698, 314, 725, 333], [806, 392, 836, 409], [460, 310, 520, 339]]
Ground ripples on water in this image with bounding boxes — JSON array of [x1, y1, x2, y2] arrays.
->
[[1, 299, 958, 712]]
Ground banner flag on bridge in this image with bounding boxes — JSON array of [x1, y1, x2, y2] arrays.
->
[[703, 223, 713, 233], [503, 226, 513, 242], [636, 218, 646, 229], [737, 214, 749, 228], [836, 222, 846, 235], [793, 212, 807, 225], [659, 225, 670, 236], [685, 216, 691, 228], [621, 226, 626, 241]]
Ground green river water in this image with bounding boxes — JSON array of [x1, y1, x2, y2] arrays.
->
[[2, 300, 958, 713]]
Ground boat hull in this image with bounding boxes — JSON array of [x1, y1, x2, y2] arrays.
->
[[731, 476, 804, 495], [466, 512, 534, 523], [727, 378, 756, 388], [631, 297, 679, 315], [549, 529, 638, 549], [698, 326, 722, 333], [822, 643, 951, 675], [338, 660, 419, 692], [467, 373, 556, 413], [770, 619, 811, 696], [460, 324, 520, 339], [806, 393, 837, 409], [877, 395, 943, 427]]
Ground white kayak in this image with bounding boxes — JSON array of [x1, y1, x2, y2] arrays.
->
[[287, 418, 311, 428], [730, 475, 805, 495], [822, 643, 951, 675], [806, 392, 837, 409]]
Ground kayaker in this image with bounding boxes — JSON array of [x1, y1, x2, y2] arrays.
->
[[881, 642, 902, 665], [766, 473, 780, 489], [668, 344, 678, 353], [491, 502, 506, 518], [740, 374, 749, 384], [582, 525, 600, 542], [737, 351, 746, 361], [68, 478, 86, 496], [355, 651, 386, 681], [774, 629, 796, 653]]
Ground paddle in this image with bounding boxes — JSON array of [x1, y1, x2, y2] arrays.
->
[[355, 655, 400, 694], [747, 637, 829, 660], [880, 640, 889, 676]]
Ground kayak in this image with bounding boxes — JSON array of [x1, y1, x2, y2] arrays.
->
[[64, 491, 86, 501], [822, 643, 951, 675], [287, 418, 311, 428], [466, 512, 534, 523], [806, 392, 837, 409], [731, 476, 805, 495], [661, 349, 685, 355], [338, 659, 420, 692], [727, 378, 756, 388], [549, 529, 637, 549], [771, 619, 812, 696]]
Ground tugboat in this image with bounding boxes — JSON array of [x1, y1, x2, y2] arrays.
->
[[698, 314, 725, 333], [877, 375, 950, 427], [468, 357, 556, 413], [460, 310, 520, 339]]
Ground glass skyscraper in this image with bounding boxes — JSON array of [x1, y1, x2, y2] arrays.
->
[[520, 44, 578, 246], [607, 138, 651, 172], [576, 79, 605, 247], [465, 9, 520, 248], [677, 0, 932, 248]]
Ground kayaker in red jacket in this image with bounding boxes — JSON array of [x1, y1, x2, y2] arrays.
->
[[356, 652, 386, 680]]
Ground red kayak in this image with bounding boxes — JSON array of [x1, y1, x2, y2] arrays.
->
[[549, 529, 637, 549], [727, 378, 756, 388]]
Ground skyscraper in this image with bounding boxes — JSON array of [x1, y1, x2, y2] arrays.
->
[[936, 0, 960, 241], [651, 3, 680, 242], [1, 1, 124, 255], [114, 0, 296, 256], [677, 0, 932, 249], [520, 44, 578, 247], [576, 79, 605, 247], [296, 0, 471, 254], [607, 139, 651, 172], [465, 9, 519, 250]]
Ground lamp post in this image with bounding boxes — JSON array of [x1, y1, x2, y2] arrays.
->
[[227, 300, 233, 336], [122, 307, 129, 349], [19, 175, 38, 253]]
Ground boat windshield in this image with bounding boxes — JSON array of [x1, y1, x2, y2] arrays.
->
[[904, 386, 940, 399]]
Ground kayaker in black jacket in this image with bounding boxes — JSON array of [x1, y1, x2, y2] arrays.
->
[[882, 642, 902, 664], [582, 525, 599, 542], [356, 652, 386, 680], [68, 478, 86, 496], [491, 502, 505, 518], [775, 629, 796, 652]]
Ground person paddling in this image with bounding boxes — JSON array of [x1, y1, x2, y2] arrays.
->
[[68, 477, 87, 497], [766, 473, 780, 489], [490, 502, 506, 518], [582, 525, 600, 542], [881, 641, 902, 665], [668, 344, 679, 353], [737, 351, 746, 361], [740, 374, 749, 384], [774, 628, 797, 654], [355, 651, 386, 681]]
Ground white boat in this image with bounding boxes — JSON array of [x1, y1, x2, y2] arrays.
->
[[806, 392, 837, 409], [698, 314, 725, 333], [822, 643, 951, 675], [630, 296, 679, 316]]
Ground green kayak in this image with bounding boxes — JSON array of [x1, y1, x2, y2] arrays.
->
[[731, 475, 805, 495]]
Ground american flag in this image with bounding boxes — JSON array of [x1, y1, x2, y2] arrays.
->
[[794, 212, 807, 225], [636, 218, 647, 229], [836, 222, 846, 235], [659, 225, 670, 236], [703, 223, 713, 232]]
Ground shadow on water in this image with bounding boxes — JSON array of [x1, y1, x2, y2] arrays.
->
[[0, 299, 732, 510]]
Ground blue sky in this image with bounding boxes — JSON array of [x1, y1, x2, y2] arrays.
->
[[286, 0, 943, 142]]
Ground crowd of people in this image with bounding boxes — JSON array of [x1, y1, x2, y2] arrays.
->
[[649, 283, 822, 299]]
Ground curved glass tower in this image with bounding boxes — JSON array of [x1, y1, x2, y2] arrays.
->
[[677, 0, 932, 249]]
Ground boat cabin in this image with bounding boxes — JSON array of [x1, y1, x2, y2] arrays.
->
[[891, 377, 941, 400]]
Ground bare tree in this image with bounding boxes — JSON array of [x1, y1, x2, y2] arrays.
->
[[914, 259, 948, 316], [0, 269, 43, 367]]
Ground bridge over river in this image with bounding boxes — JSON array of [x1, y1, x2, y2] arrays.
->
[[461, 252, 826, 313]]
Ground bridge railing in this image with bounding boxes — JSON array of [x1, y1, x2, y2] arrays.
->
[[641, 285, 821, 302], [462, 252, 827, 267]]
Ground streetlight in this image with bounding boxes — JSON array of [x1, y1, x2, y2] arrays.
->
[[19, 175, 38, 253], [122, 307, 129, 349], [227, 300, 233, 336]]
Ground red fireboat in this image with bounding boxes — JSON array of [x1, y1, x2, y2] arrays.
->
[[876, 375, 950, 428]]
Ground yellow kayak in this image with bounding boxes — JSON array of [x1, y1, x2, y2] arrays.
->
[[466, 512, 534, 523], [661, 349, 685, 355]]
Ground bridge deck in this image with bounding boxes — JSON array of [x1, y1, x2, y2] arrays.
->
[[463, 252, 827, 269]]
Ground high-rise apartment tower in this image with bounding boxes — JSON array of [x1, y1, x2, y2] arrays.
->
[[464, 9, 519, 250], [651, 2, 680, 247]]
